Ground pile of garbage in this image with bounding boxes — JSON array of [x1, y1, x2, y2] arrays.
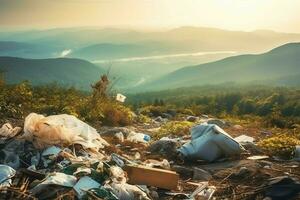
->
[[0, 113, 299, 200]]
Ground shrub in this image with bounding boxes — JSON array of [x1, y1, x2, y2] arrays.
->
[[152, 121, 194, 139], [258, 134, 300, 159], [0, 75, 134, 127], [136, 114, 152, 124], [100, 102, 134, 126], [139, 105, 167, 117]]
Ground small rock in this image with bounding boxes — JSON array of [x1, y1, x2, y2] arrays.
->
[[186, 116, 199, 122], [192, 167, 212, 181], [148, 139, 179, 159], [149, 190, 159, 200], [230, 167, 251, 179], [162, 113, 173, 119], [201, 114, 209, 119], [166, 109, 177, 117], [154, 116, 164, 123], [207, 119, 228, 128], [114, 132, 124, 143], [101, 127, 132, 137], [233, 124, 243, 130]]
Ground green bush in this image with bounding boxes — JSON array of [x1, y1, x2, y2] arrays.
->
[[0, 76, 133, 127], [152, 121, 194, 139], [258, 134, 300, 159]]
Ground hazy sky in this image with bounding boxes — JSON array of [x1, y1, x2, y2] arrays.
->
[[0, 0, 300, 32]]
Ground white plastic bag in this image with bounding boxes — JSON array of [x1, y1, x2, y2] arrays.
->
[[23, 113, 109, 150], [0, 123, 22, 138], [0, 165, 16, 188], [116, 93, 126, 103], [127, 131, 150, 143], [30, 172, 77, 195], [179, 123, 244, 162], [109, 182, 150, 200]]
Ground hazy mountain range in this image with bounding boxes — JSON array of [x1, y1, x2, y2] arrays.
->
[[135, 43, 300, 91], [0, 27, 300, 92], [0, 57, 104, 90], [1, 27, 300, 59]]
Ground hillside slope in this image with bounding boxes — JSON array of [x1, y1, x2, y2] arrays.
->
[[0, 41, 58, 58], [137, 43, 300, 91], [0, 57, 104, 90]]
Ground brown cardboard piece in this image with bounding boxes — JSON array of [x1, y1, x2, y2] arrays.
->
[[124, 164, 179, 190]]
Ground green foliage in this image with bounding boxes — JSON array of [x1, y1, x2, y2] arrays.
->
[[136, 114, 152, 124], [0, 77, 133, 126], [152, 121, 194, 139], [258, 134, 300, 159], [139, 105, 169, 117], [130, 85, 300, 129]]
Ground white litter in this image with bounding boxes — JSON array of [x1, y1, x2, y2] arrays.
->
[[179, 123, 244, 162], [294, 145, 300, 161], [109, 182, 151, 200], [0, 165, 16, 188], [116, 93, 126, 103], [74, 167, 92, 175], [234, 135, 255, 143], [110, 166, 127, 184], [73, 176, 101, 198], [127, 131, 150, 143], [22, 113, 109, 150], [247, 155, 269, 160], [0, 123, 22, 138], [31, 172, 77, 195], [42, 146, 62, 156]]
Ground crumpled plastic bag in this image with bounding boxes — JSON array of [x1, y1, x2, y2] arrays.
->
[[0, 165, 16, 188], [127, 131, 150, 143], [0, 123, 22, 138], [109, 182, 151, 200], [107, 166, 150, 200], [110, 166, 127, 184], [74, 176, 101, 198], [30, 172, 77, 195], [179, 123, 244, 162], [22, 113, 109, 150]]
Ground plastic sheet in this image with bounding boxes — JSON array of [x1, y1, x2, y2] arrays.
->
[[179, 123, 244, 162], [23, 113, 109, 150]]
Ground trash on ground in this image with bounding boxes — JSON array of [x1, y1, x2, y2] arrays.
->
[[109, 182, 151, 200], [143, 159, 171, 169], [189, 182, 215, 200], [73, 176, 101, 198], [234, 134, 255, 143], [0, 112, 299, 200], [179, 123, 244, 162], [124, 164, 179, 190], [294, 145, 300, 161], [127, 131, 151, 143], [0, 165, 16, 188], [30, 172, 77, 195], [247, 155, 269, 160], [0, 123, 22, 138], [186, 116, 199, 122], [42, 146, 62, 156], [116, 93, 127, 103], [265, 176, 300, 200], [0, 150, 20, 169], [148, 138, 179, 159], [22, 113, 109, 150], [207, 119, 228, 128]]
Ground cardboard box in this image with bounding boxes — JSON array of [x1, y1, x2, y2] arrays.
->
[[124, 165, 179, 190]]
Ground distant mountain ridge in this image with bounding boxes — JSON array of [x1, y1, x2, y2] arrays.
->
[[0, 57, 104, 90], [136, 43, 300, 91], [0, 41, 60, 58], [1, 26, 300, 56]]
